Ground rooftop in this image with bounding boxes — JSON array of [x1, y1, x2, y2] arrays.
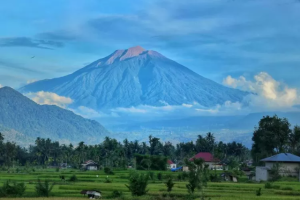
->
[[190, 152, 220, 162], [261, 153, 300, 163]]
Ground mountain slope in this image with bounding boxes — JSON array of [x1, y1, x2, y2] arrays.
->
[[0, 87, 109, 144], [20, 46, 248, 110]]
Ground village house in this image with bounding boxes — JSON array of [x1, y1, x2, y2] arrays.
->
[[81, 160, 99, 171], [183, 152, 221, 171], [167, 160, 177, 169], [255, 153, 300, 181]]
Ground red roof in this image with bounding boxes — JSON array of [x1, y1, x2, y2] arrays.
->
[[190, 152, 220, 162], [167, 160, 174, 164]]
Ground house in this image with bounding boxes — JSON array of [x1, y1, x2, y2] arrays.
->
[[255, 153, 300, 181], [189, 152, 221, 169], [81, 160, 99, 171], [167, 160, 177, 169]]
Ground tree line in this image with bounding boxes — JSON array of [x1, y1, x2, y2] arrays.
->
[[0, 132, 248, 169]]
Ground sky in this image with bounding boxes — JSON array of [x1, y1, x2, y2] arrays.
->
[[1, 0, 300, 117]]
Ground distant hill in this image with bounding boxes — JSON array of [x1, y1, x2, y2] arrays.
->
[[19, 46, 248, 110], [0, 87, 109, 145]]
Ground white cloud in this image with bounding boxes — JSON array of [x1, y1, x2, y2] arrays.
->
[[26, 79, 38, 84], [72, 106, 114, 118], [223, 72, 300, 111], [0, 84, 3, 88], [25, 91, 73, 108]]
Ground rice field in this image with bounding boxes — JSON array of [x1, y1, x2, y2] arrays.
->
[[1, 168, 300, 200]]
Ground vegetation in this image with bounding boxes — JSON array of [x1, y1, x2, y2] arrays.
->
[[125, 172, 149, 196], [0, 180, 26, 197], [0, 115, 299, 199], [35, 179, 55, 197]]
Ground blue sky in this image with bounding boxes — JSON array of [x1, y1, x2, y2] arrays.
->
[[1, 0, 300, 89]]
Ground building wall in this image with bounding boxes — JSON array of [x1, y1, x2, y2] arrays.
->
[[265, 162, 300, 176], [170, 164, 177, 169], [256, 167, 269, 181], [87, 165, 98, 170]]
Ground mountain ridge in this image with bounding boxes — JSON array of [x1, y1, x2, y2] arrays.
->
[[0, 87, 109, 145], [19, 46, 249, 111]]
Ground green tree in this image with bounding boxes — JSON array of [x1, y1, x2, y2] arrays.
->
[[252, 115, 291, 164], [165, 176, 175, 194], [185, 158, 209, 198], [35, 179, 55, 197], [125, 172, 149, 196]]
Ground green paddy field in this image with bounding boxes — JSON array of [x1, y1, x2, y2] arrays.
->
[[1, 168, 300, 200]]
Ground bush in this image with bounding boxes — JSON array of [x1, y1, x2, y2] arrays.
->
[[265, 182, 272, 189], [104, 167, 114, 175], [111, 190, 123, 198], [272, 185, 281, 190], [126, 172, 149, 196], [0, 181, 26, 197], [56, 167, 60, 172], [148, 171, 155, 181], [104, 177, 112, 183], [256, 188, 262, 196], [165, 177, 175, 193], [69, 175, 78, 182], [282, 186, 293, 191], [210, 173, 221, 182], [35, 179, 55, 197], [157, 172, 162, 181]]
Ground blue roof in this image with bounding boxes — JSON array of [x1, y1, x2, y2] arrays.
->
[[261, 153, 300, 163]]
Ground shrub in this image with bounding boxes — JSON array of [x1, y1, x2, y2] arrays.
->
[[265, 182, 272, 189], [282, 186, 293, 191], [35, 179, 55, 197], [0, 181, 26, 197], [157, 172, 162, 181], [111, 190, 123, 198], [256, 188, 262, 196], [148, 171, 155, 180], [165, 177, 175, 193], [104, 177, 112, 183], [56, 167, 60, 172], [104, 167, 114, 175], [272, 185, 281, 189], [69, 175, 78, 182], [126, 172, 149, 196]]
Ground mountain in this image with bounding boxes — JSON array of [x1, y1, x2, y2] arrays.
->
[[19, 46, 248, 111], [0, 87, 109, 145]]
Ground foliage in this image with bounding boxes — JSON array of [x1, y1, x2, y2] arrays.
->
[[104, 167, 114, 175], [269, 163, 281, 181], [165, 177, 175, 193], [256, 188, 262, 196], [111, 190, 123, 198], [35, 179, 55, 197], [185, 158, 209, 196], [125, 172, 149, 196], [252, 115, 294, 164], [69, 175, 78, 182], [0, 180, 26, 197], [157, 172, 163, 181], [265, 182, 272, 189], [282, 186, 293, 190], [104, 176, 112, 183], [135, 154, 168, 171]]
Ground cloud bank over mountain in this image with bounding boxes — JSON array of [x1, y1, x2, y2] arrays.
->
[[25, 91, 73, 108], [224, 72, 300, 112]]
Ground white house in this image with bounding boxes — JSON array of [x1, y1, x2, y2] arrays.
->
[[81, 160, 99, 171], [167, 160, 177, 169], [255, 153, 300, 182]]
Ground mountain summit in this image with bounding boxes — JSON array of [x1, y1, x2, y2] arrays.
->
[[20, 46, 248, 110]]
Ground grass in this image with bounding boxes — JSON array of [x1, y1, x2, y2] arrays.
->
[[1, 168, 300, 200]]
